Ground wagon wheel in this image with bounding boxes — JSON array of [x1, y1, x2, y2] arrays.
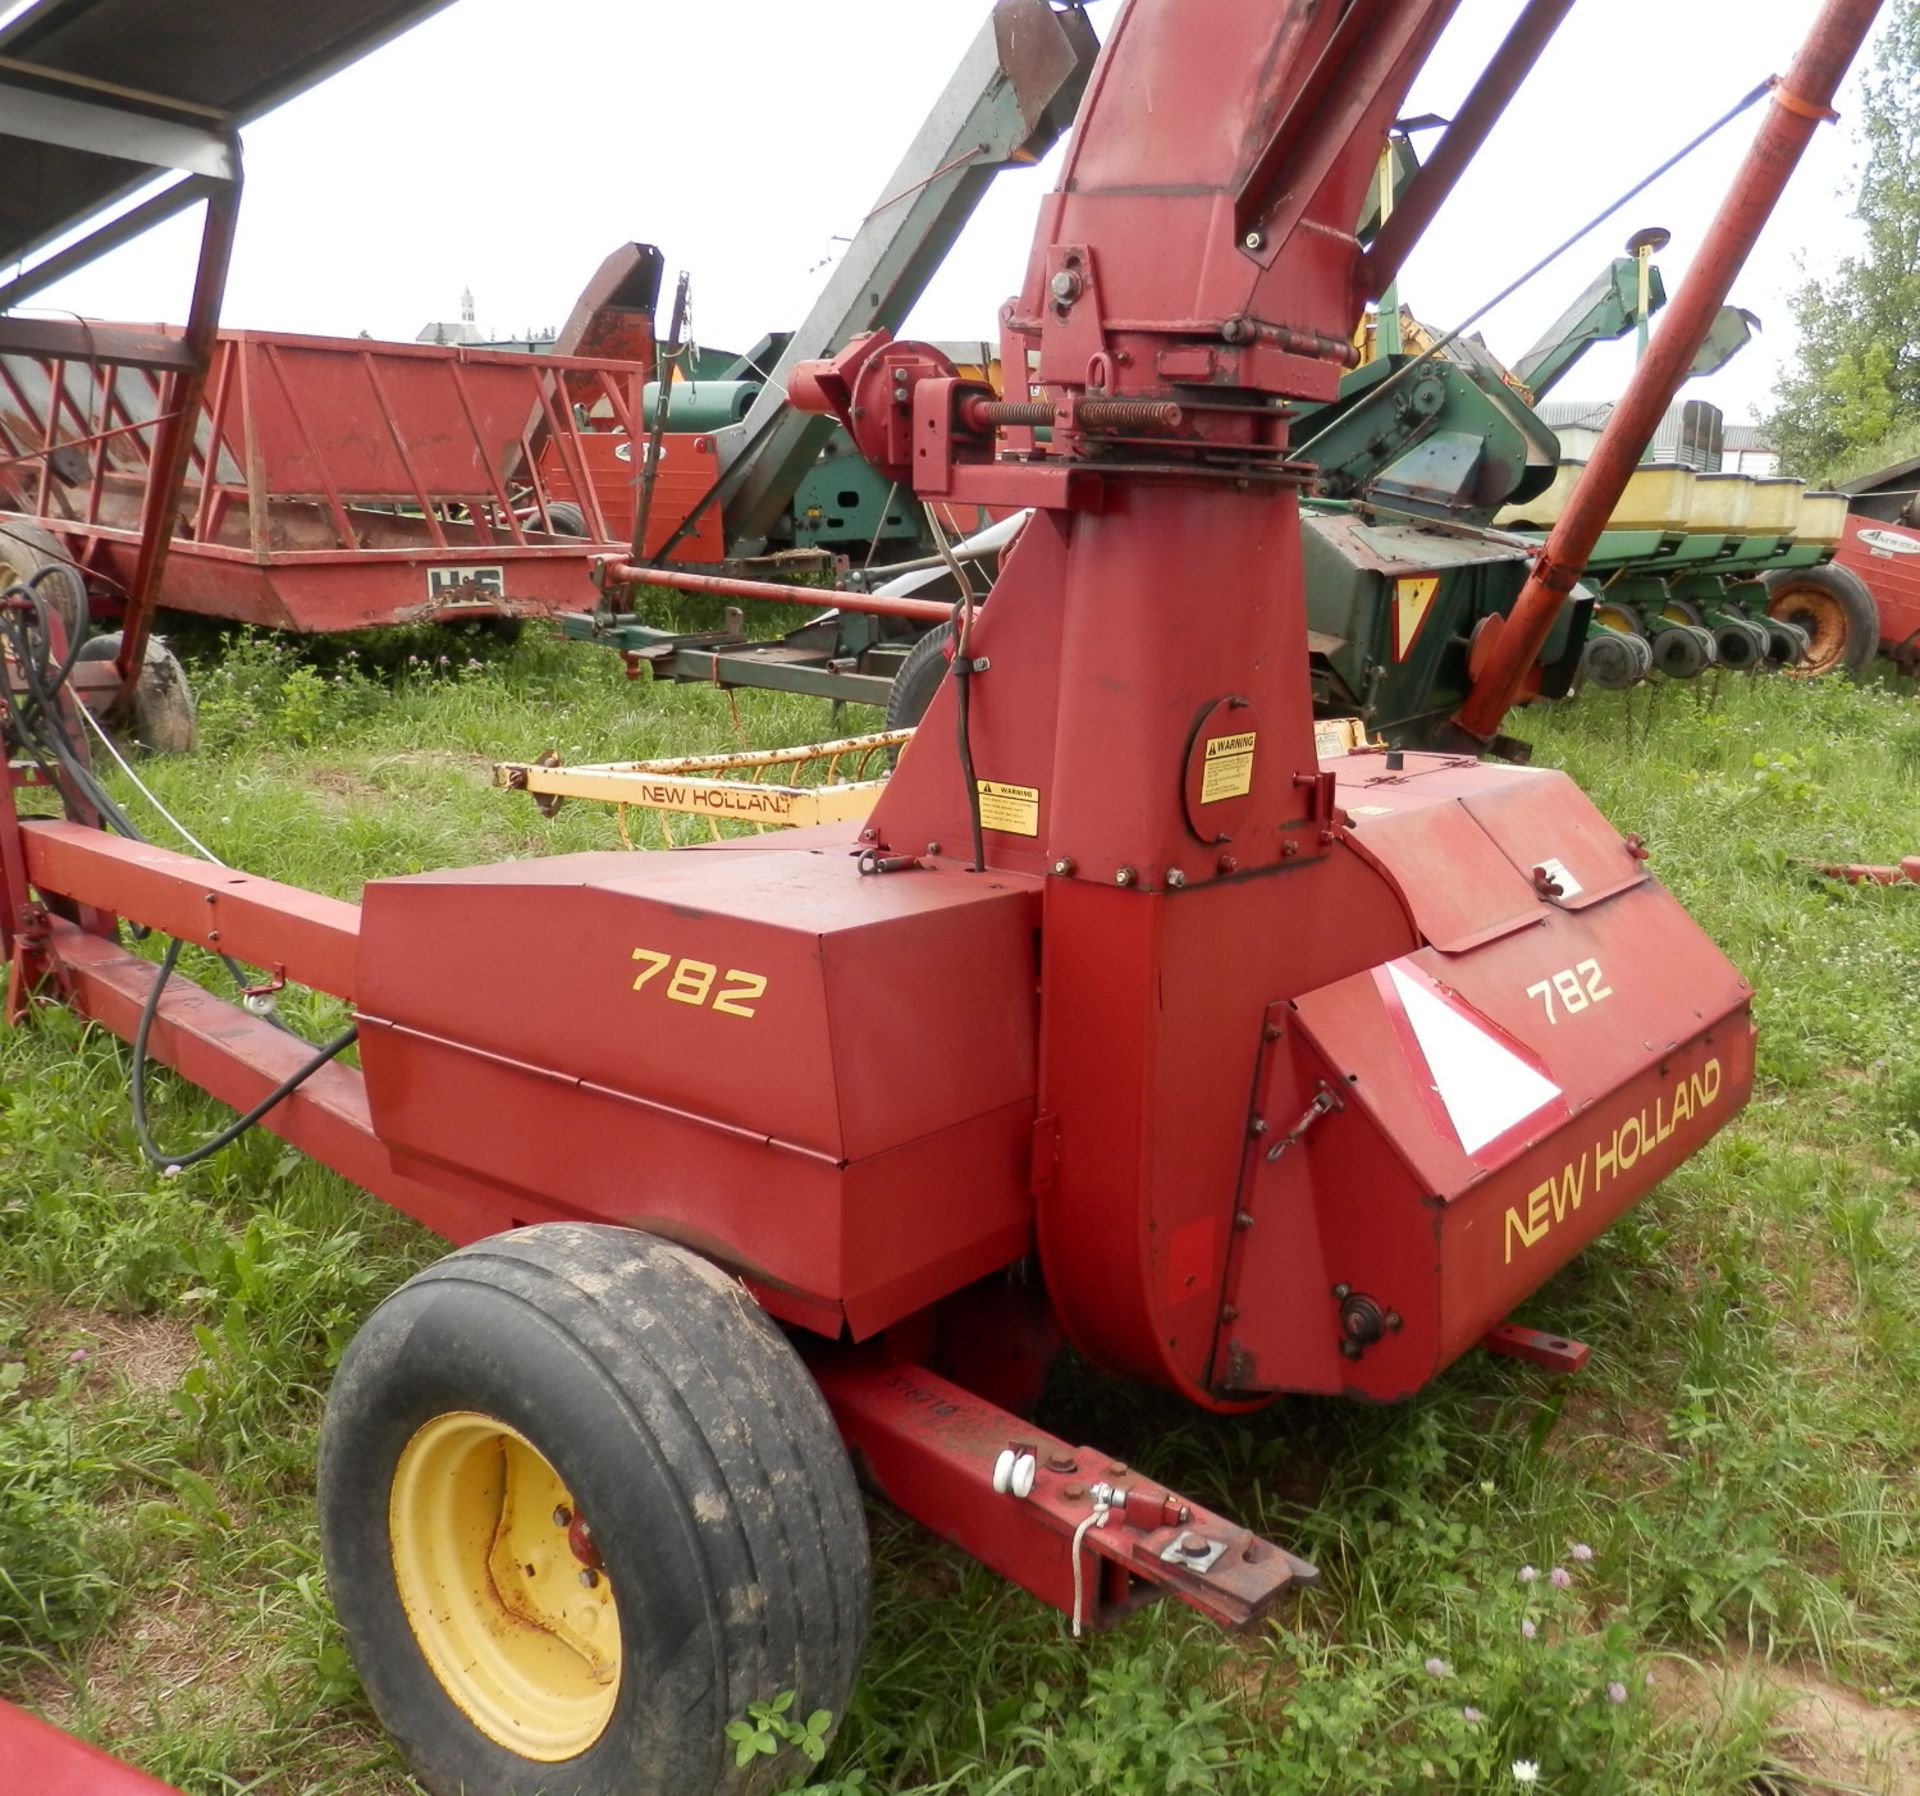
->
[[318, 1223, 869, 1796], [1761, 564, 1880, 677], [76, 632, 198, 754], [0, 519, 95, 767], [0, 517, 85, 644], [884, 622, 954, 733]]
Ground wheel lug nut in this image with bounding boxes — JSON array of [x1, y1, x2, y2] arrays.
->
[[553, 1505, 572, 1528], [579, 1567, 599, 1589]]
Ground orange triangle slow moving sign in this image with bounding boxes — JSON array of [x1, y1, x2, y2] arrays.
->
[[1393, 575, 1439, 662]]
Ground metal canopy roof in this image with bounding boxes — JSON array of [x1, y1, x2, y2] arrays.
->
[[0, 0, 455, 277]]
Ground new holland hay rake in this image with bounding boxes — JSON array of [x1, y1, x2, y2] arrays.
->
[[496, 731, 910, 845]]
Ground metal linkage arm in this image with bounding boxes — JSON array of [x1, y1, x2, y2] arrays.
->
[[1511, 257, 1658, 399], [21, 820, 360, 999], [812, 1353, 1316, 1633]]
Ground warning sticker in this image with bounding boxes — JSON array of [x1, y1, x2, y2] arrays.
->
[[1200, 730, 1256, 803], [976, 779, 1040, 836], [1314, 717, 1367, 759], [1394, 575, 1439, 661]]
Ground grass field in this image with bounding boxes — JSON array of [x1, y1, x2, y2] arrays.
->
[[2, 622, 1918, 1795]]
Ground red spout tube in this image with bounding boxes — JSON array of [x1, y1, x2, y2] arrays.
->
[[1457, 0, 1883, 741]]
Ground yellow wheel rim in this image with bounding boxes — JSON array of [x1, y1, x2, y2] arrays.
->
[[390, 1412, 621, 1761], [1592, 601, 1642, 636]]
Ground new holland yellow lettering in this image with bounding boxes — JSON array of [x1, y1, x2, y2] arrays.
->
[[1505, 1192, 1550, 1264], [1502, 1057, 1727, 1265], [1616, 1115, 1642, 1173], [1548, 1156, 1586, 1223]]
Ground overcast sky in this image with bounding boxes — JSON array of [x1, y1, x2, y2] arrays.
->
[[14, 0, 1885, 429]]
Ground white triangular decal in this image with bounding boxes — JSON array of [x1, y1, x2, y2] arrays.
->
[[1386, 961, 1561, 1154]]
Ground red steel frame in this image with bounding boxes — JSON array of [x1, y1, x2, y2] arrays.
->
[[0, 1701, 183, 1796], [0, 170, 241, 702], [0, 2, 1884, 1782], [0, 327, 715, 633]]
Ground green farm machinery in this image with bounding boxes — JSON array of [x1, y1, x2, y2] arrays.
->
[[1286, 243, 1859, 752], [557, 129, 1866, 766], [1499, 465, 1855, 684]]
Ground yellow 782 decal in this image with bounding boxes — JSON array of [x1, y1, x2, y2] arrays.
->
[[631, 948, 767, 1019]]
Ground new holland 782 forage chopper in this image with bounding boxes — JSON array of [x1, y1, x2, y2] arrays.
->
[[0, 2, 1879, 1792]]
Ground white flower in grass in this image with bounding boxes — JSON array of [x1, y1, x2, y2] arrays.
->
[[1512, 1762, 1539, 1786], [1518, 1564, 1538, 1583], [1424, 1656, 1451, 1678], [1569, 1542, 1594, 1562]]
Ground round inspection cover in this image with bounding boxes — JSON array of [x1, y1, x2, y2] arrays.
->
[[1183, 695, 1260, 843]]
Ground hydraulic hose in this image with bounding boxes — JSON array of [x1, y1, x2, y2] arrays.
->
[[923, 504, 989, 872], [4, 574, 315, 1159], [130, 936, 359, 1172]]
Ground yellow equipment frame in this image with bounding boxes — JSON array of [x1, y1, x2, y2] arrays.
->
[[495, 730, 913, 844]]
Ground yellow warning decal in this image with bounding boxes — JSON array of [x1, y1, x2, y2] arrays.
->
[[1394, 575, 1439, 661], [1200, 731, 1256, 803], [976, 779, 1040, 836], [1314, 717, 1368, 759]]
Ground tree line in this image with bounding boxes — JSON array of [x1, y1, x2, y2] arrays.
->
[[1765, 0, 1920, 485]]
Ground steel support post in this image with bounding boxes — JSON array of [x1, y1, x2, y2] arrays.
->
[[1362, 0, 1579, 293], [117, 165, 242, 696]]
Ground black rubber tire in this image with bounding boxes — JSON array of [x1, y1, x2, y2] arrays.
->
[[76, 631, 198, 754], [1762, 563, 1881, 677], [0, 517, 85, 644], [884, 622, 954, 732], [318, 1223, 869, 1796], [544, 502, 590, 538]]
